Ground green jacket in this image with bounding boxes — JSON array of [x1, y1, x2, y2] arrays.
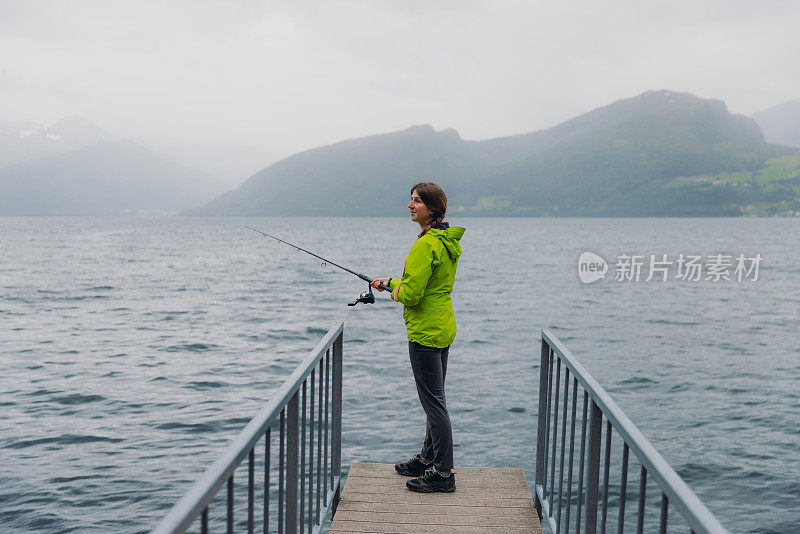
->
[[388, 225, 465, 348]]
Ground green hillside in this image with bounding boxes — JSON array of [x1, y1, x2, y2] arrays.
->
[[190, 90, 800, 217], [663, 155, 800, 216]]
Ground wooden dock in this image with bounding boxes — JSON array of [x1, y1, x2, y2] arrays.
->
[[330, 462, 543, 533]]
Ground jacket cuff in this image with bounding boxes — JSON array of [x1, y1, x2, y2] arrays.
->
[[391, 282, 401, 301]]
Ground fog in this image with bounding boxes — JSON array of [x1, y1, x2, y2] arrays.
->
[[1, 0, 798, 185]]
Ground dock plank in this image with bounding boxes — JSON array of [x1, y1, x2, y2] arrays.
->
[[330, 462, 542, 533]]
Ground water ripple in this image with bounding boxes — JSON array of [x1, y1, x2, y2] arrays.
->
[[0, 216, 796, 534], [5, 434, 124, 449]]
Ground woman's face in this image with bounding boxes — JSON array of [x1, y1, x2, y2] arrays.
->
[[408, 190, 432, 225]]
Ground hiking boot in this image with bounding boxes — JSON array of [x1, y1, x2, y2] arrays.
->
[[395, 454, 432, 476], [406, 466, 456, 493]]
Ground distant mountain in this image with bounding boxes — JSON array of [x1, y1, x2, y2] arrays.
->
[[0, 140, 223, 216], [752, 99, 800, 148], [191, 90, 800, 217], [190, 124, 488, 217], [485, 91, 788, 216], [0, 116, 108, 168]]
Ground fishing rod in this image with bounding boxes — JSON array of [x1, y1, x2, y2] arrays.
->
[[243, 225, 392, 306]]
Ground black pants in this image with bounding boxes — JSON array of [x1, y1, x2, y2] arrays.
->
[[408, 341, 453, 472]]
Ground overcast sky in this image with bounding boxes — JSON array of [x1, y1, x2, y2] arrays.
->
[[1, 1, 798, 184]]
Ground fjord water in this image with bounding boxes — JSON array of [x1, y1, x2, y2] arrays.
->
[[1, 217, 798, 533]]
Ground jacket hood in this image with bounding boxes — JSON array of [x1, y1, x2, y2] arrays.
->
[[426, 226, 465, 262]]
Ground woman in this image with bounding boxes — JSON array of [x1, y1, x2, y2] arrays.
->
[[371, 181, 465, 493]]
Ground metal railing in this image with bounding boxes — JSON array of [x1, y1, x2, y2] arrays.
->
[[535, 330, 728, 534], [152, 322, 344, 534]]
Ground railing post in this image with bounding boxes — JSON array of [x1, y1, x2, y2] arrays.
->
[[535, 336, 551, 518], [150, 323, 344, 534], [286, 391, 300, 534], [584, 399, 603, 534], [330, 330, 343, 515]]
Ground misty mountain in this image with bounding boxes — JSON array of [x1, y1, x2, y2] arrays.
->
[[191, 124, 488, 217], [191, 90, 800, 217], [469, 90, 763, 164], [487, 90, 785, 216], [0, 140, 223, 216], [752, 99, 800, 148], [0, 116, 108, 168]]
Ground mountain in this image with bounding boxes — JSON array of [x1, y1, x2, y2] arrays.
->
[[0, 140, 223, 216], [191, 90, 800, 217], [0, 116, 108, 168], [190, 124, 488, 217], [752, 99, 800, 148], [485, 90, 788, 216]]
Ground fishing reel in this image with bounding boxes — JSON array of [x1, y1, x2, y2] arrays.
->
[[348, 284, 375, 306], [244, 227, 392, 307]]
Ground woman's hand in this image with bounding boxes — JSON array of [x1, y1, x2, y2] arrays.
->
[[371, 278, 390, 291]]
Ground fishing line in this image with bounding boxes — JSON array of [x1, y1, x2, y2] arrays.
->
[[244, 225, 391, 305]]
